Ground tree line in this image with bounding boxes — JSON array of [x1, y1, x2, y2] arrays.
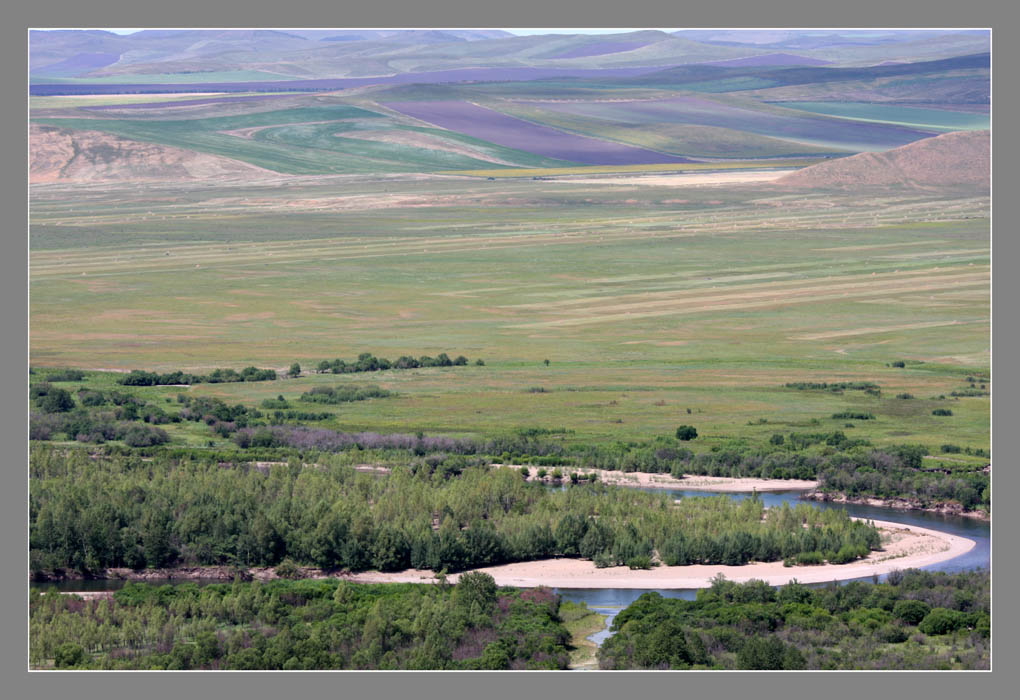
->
[[29, 446, 879, 577], [315, 352, 482, 375]]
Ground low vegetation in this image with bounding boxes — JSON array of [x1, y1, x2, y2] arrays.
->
[[598, 570, 989, 670], [30, 574, 572, 670]]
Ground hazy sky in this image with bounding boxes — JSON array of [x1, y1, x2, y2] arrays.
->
[[96, 28, 680, 35]]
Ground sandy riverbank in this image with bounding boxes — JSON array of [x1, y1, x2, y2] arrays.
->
[[502, 464, 818, 492], [348, 518, 975, 589]]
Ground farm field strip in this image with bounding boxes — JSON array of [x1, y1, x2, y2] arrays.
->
[[383, 100, 696, 165], [499, 267, 989, 312], [31, 208, 989, 278], [509, 272, 989, 328], [496, 95, 938, 152], [790, 319, 986, 341]]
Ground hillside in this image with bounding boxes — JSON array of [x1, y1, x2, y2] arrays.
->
[[776, 130, 989, 189], [30, 124, 273, 183]]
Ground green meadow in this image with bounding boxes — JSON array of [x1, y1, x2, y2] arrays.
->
[[29, 174, 989, 453]]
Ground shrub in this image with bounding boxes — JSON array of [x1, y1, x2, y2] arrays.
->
[[932, 409, 954, 417], [626, 555, 653, 570], [53, 642, 86, 668], [919, 608, 968, 635], [274, 559, 301, 579], [894, 599, 932, 625], [47, 369, 85, 382], [831, 412, 874, 420], [39, 387, 75, 413], [941, 444, 962, 454], [892, 361, 906, 368], [121, 425, 170, 447], [896, 393, 915, 399], [675, 425, 698, 441], [793, 551, 824, 566]]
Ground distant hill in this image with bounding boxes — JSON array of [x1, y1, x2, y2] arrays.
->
[[776, 130, 989, 189], [30, 124, 272, 183]]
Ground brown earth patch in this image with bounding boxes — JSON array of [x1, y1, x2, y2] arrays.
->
[[777, 130, 989, 189], [30, 123, 275, 184]]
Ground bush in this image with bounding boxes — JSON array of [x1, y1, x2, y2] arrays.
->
[[675, 425, 698, 441], [53, 642, 86, 668], [941, 444, 962, 454], [831, 412, 874, 420], [274, 558, 301, 579], [39, 387, 75, 413], [932, 409, 954, 417], [892, 361, 906, 368], [626, 555, 653, 570], [896, 393, 915, 400], [47, 369, 85, 382], [894, 599, 931, 625], [121, 425, 170, 447], [919, 608, 967, 635]]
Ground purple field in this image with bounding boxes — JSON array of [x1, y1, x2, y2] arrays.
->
[[384, 100, 695, 165], [527, 96, 938, 151], [701, 53, 832, 67], [29, 64, 678, 96], [32, 52, 121, 77], [549, 41, 652, 59]]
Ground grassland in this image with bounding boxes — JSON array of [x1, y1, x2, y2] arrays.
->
[[446, 159, 822, 178], [29, 172, 989, 454]]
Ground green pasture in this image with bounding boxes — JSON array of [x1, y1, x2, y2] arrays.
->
[[29, 175, 989, 452]]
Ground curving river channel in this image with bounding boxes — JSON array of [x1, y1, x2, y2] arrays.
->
[[30, 488, 990, 657], [555, 489, 990, 649]]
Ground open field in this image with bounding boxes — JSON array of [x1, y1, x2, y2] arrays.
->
[[30, 171, 989, 452]]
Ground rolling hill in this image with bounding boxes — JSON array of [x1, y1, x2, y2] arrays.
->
[[775, 129, 989, 189], [30, 123, 274, 183]]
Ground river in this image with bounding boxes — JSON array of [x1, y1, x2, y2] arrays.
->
[[30, 487, 990, 655], [553, 488, 990, 653]]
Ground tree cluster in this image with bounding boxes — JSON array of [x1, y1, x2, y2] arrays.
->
[[598, 569, 989, 670], [30, 575, 570, 670]]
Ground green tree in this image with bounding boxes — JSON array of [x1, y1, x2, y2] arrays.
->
[[289, 363, 301, 378], [53, 642, 85, 668], [675, 425, 698, 441], [39, 387, 75, 413], [893, 599, 931, 625]]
